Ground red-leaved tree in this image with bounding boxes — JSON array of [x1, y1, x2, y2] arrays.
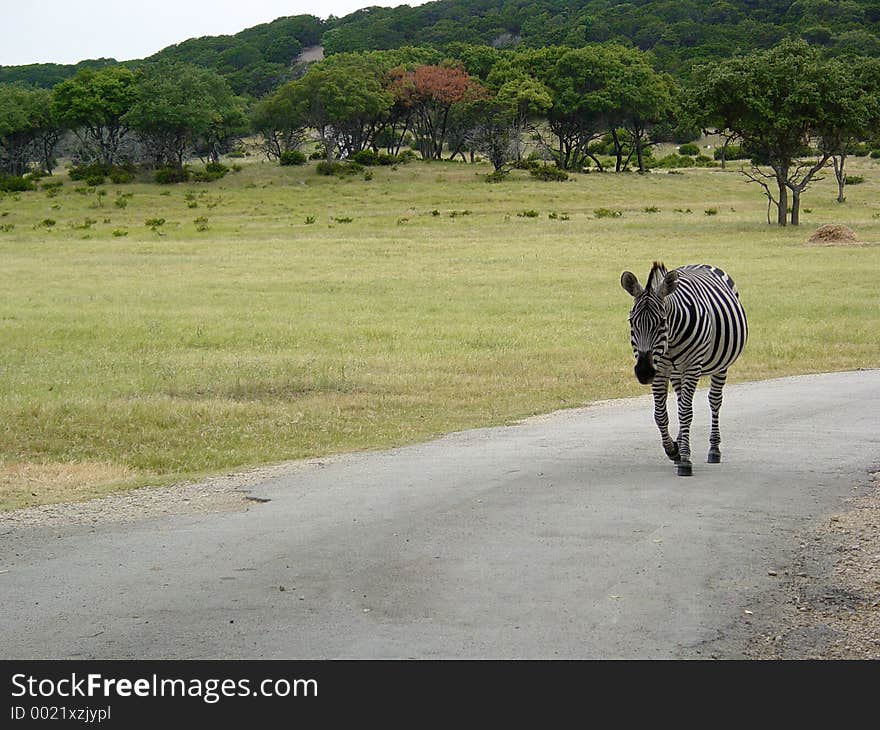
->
[[393, 65, 484, 160]]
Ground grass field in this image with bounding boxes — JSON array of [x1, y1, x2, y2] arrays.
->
[[1, 152, 879, 510]]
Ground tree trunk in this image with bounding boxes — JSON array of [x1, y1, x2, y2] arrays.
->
[[775, 170, 788, 226], [790, 189, 800, 226], [611, 129, 623, 173], [832, 155, 846, 203]]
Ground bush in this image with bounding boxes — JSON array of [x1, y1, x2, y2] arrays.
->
[[529, 165, 569, 181], [713, 145, 750, 161], [870, 150, 880, 159], [352, 149, 379, 166], [279, 150, 307, 166], [513, 158, 542, 171], [70, 162, 135, 183], [845, 175, 864, 185], [0, 175, 36, 192], [593, 208, 622, 219], [652, 154, 695, 169], [108, 168, 133, 184], [191, 162, 229, 182], [316, 161, 363, 176], [155, 167, 189, 184], [678, 143, 700, 156]]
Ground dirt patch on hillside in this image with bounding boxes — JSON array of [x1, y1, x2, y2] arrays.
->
[[806, 224, 862, 246]]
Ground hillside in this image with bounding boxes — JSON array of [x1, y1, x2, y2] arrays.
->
[[3, 1, 880, 94]]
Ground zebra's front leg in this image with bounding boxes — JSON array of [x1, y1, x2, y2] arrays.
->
[[651, 374, 679, 463], [674, 369, 701, 476], [707, 371, 727, 463]]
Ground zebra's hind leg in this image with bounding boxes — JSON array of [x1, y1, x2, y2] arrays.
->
[[707, 371, 727, 464]]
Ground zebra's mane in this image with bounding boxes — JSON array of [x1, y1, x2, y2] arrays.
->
[[646, 261, 668, 294]]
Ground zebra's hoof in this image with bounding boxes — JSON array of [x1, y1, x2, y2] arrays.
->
[[665, 443, 680, 462], [677, 461, 693, 477], [707, 449, 721, 464]]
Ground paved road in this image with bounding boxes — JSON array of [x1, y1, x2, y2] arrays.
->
[[2, 370, 878, 659]]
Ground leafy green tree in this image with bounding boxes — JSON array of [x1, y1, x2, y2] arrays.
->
[[251, 84, 309, 161], [287, 55, 394, 161], [688, 40, 865, 225], [487, 64, 552, 161], [124, 64, 244, 167], [0, 85, 59, 175], [52, 66, 137, 165], [820, 57, 880, 202], [606, 52, 676, 173]]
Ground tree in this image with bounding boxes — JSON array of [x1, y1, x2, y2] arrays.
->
[[393, 64, 484, 160], [820, 57, 880, 203], [606, 51, 676, 173], [486, 60, 553, 161], [124, 64, 244, 168], [0, 85, 59, 175], [52, 66, 137, 165], [288, 57, 393, 161], [687, 40, 864, 225], [251, 84, 309, 161], [461, 96, 518, 171]]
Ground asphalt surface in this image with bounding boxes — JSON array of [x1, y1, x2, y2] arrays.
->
[[2, 370, 878, 659]]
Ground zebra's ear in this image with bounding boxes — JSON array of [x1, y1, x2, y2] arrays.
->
[[658, 270, 678, 298], [621, 271, 643, 297]]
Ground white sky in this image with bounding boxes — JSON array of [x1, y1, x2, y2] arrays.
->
[[0, 1, 429, 66]]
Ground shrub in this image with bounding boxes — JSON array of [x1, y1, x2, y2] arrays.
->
[[644, 206, 660, 213], [653, 154, 695, 169], [678, 143, 700, 156], [352, 149, 378, 166], [484, 170, 509, 183], [517, 209, 540, 217], [108, 168, 133, 184], [145, 217, 165, 228], [704, 208, 718, 216], [279, 150, 307, 166], [870, 150, 880, 159], [593, 208, 622, 219], [190, 163, 228, 182], [513, 159, 542, 171], [155, 167, 189, 184], [845, 175, 864, 185], [0, 175, 36, 192], [316, 161, 363, 176], [0, 174, 37, 193], [84, 174, 105, 186], [529, 165, 569, 181]]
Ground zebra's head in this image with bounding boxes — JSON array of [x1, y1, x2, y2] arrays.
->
[[620, 262, 679, 385]]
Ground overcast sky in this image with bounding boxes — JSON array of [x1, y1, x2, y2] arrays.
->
[[0, 1, 430, 66]]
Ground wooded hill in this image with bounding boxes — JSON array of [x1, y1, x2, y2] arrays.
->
[[3, 1, 880, 96]]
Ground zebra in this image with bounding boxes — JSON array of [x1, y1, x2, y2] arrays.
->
[[620, 262, 748, 476]]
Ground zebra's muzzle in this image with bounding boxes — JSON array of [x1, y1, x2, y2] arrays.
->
[[634, 352, 656, 385]]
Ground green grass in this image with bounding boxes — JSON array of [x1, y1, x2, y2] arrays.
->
[[2, 156, 879, 509]]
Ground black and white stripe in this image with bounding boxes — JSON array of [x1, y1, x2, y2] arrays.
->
[[621, 262, 748, 476]]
